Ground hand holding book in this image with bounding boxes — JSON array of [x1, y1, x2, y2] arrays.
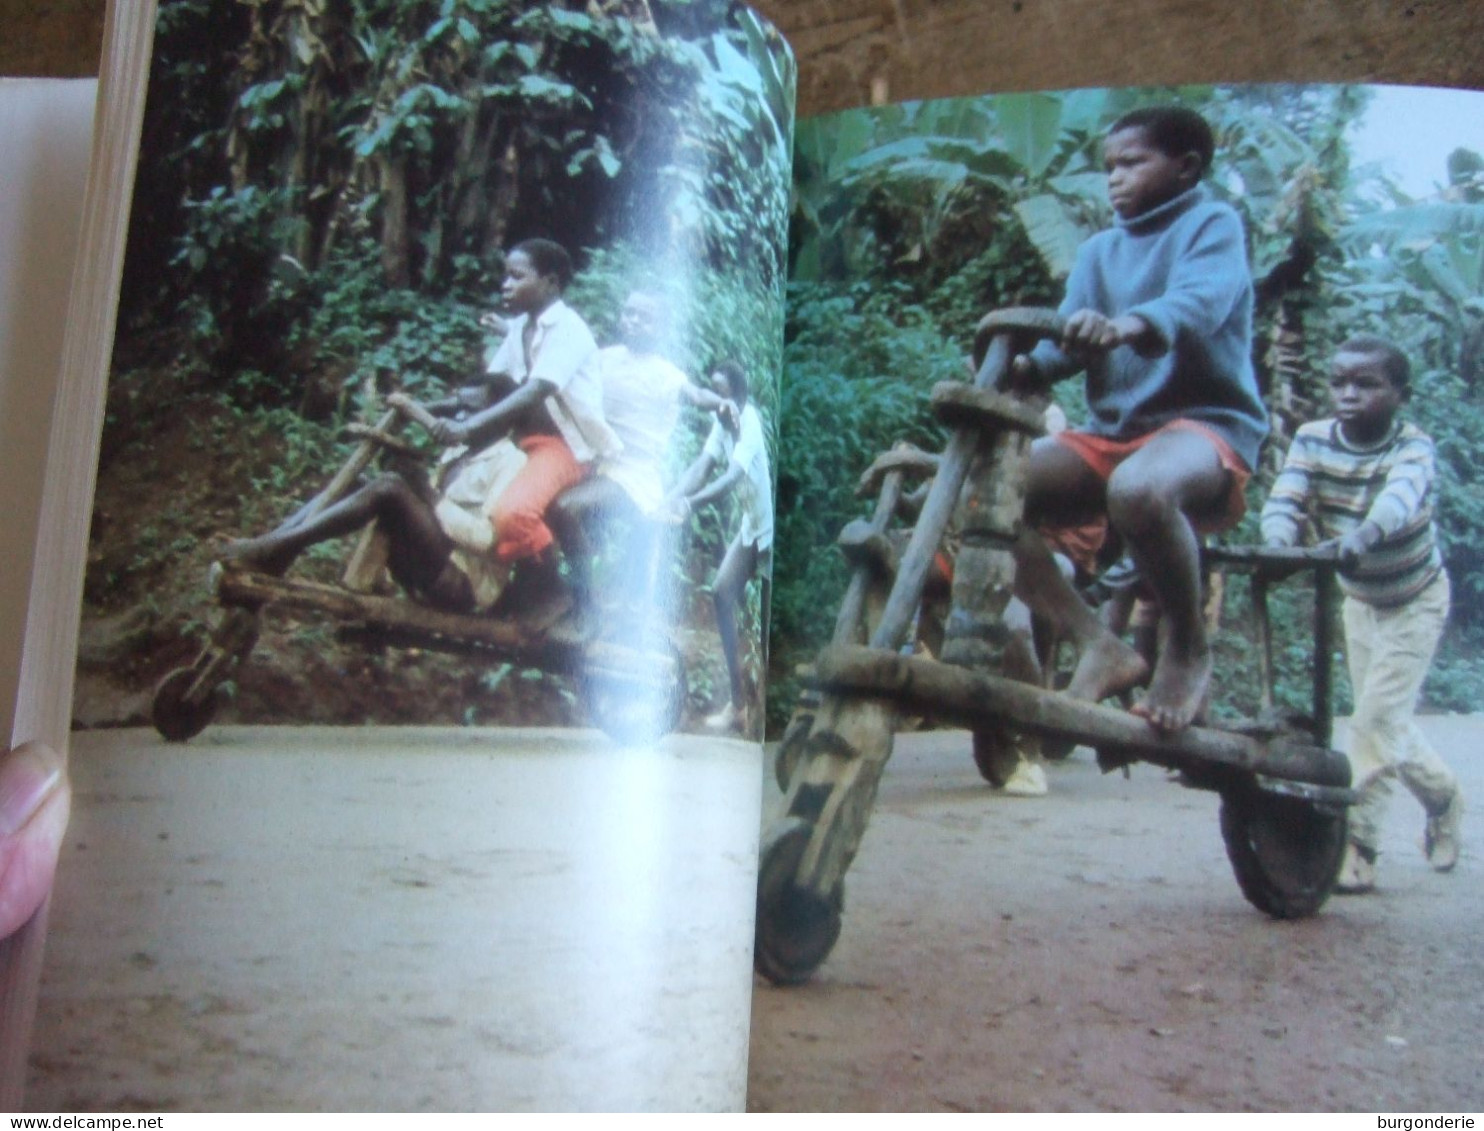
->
[[0, 741, 70, 941]]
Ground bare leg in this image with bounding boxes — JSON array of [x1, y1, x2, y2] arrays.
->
[[1102, 586, 1136, 636], [1016, 438, 1148, 703], [225, 473, 458, 600], [1107, 430, 1231, 732], [1001, 597, 1044, 685], [712, 533, 760, 711]]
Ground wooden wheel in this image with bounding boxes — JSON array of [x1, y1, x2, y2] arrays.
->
[[580, 635, 687, 745], [753, 818, 842, 986], [1219, 787, 1347, 919], [151, 667, 225, 743]]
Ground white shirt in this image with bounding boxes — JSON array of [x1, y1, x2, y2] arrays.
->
[[486, 300, 620, 462], [703, 402, 773, 550], [594, 345, 690, 515]]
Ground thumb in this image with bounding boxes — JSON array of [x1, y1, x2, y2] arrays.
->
[[0, 742, 72, 939]]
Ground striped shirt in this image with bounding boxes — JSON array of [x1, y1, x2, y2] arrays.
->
[[1260, 418, 1444, 607]]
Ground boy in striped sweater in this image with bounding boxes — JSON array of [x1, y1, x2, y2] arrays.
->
[[1261, 335, 1462, 893]]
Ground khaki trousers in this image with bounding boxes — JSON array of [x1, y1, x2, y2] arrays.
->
[[1342, 570, 1456, 852]]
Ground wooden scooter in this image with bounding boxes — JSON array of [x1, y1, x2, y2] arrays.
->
[[754, 308, 1354, 986], [150, 403, 686, 745]]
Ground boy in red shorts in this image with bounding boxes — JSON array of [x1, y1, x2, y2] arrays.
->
[[1002, 106, 1268, 732]]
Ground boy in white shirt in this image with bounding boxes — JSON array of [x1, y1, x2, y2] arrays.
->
[[669, 361, 773, 735], [551, 290, 734, 633]]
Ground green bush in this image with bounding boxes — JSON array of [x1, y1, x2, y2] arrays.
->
[[767, 280, 967, 730]]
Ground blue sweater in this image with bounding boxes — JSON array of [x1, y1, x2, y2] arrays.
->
[[1029, 185, 1269, 471]]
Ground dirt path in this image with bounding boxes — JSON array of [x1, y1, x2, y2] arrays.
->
[[747, 717, 1484, 1112], [26, 726, 762, 1112]]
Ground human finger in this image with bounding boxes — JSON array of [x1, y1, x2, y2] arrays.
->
[[0, 742, 71, 939]]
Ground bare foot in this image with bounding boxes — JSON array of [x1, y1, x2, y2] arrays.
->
[[1065, 632, 1149, 704], [1131, 634, 1212, 733], [220, 533, 295, 576]]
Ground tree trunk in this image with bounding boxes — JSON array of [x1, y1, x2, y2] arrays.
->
[[452, 98, 502, 274], [380, 154, 411, 287], [484, 128, 521, 262]]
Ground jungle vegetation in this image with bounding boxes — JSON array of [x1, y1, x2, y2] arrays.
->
[[772, 85, 1484, 729], [116, 0, 792, 386]]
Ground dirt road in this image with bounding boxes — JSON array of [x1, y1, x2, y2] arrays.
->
[[26, 726, 762, 1112], [748, 718, 1484, 1112]]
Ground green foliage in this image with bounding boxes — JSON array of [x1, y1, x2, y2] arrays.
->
[[1315, 147, 1484, 658], [919, 228, 1059, 346], [793, 89, 1117, 292], [170, 182, 310, 375], [1423, 631, 1484, 712], [293, 235, 490, 400], [129, 0, 793, 373], [670, 7, 796, 293], [768, 280, 967, 728]]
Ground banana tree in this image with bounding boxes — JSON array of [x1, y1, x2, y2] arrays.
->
[[791, 90, 1119, 286]]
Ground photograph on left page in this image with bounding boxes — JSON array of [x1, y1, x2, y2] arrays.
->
[[28, 0, 792, 1113], [74, 0, 790, 745]]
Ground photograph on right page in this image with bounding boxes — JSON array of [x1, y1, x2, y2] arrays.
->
[[753, 83, 1484, 1112]]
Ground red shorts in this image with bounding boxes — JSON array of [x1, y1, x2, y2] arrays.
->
[[932, 421, 1248, 585], [489, 433, 588, 561], [1052, 419, 1251, 536], [932, 519, 1110, 588]]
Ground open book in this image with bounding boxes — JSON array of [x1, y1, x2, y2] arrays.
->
[[0, 74, 98, 1109], [10, 0, 1484, 1112]]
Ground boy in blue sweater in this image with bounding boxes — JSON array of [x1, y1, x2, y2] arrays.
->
[[1004, 106, 1268, 732]]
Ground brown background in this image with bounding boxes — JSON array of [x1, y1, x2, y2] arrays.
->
[[5, 0, 1484, 115]]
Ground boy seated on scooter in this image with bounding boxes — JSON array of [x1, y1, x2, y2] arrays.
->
[[428, 238, 619, 626], [221, 387, 512, 613], [225, 238, 616, 623], [1261, 335, 1462, 893], [999, 105, 1268, 733]]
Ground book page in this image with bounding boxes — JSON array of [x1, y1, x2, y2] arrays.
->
[[755, 83, 1484, 1111], [0, 73, 97, 1112], [0, 78, 96, 745], [22, 0, 793, 1112]]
